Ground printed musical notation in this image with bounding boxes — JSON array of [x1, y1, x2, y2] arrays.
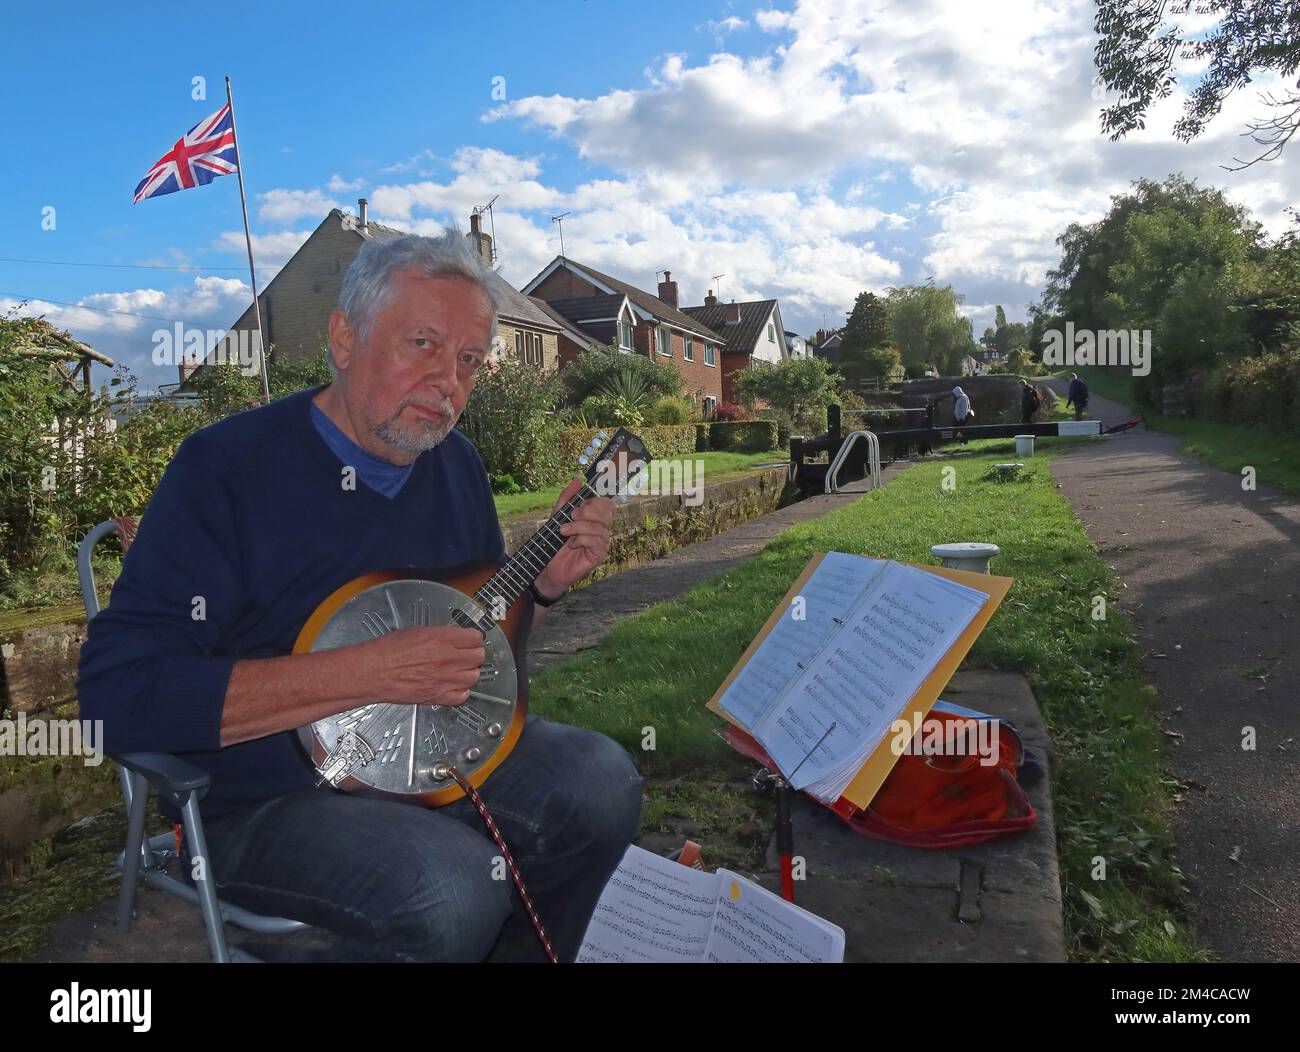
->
[[717, 556, 989, 802], [577, 846, 845, 963]]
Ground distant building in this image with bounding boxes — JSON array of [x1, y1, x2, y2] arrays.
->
[[680, 295, 790, 406], [194, 203, 563, 386], [522, 260, 726, 414]]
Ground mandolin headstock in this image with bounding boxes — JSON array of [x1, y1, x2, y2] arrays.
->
[[577, 428, 653, 504]]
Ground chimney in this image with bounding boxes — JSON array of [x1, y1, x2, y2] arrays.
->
[[468, 212, 494, 267], [704, 289, 718, 307], [179, 358, 200, 385], [657, 270, 679, 309], [725, 299, 741, 324], [358, 198, 368, 233]]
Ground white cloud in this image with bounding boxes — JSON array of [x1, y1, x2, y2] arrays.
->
[[327, 174, 366, 193], [256, 188, 339, 224], [213, 229, 313, 266]]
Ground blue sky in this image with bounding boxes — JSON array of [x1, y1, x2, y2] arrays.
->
[[2, 0, 1294, 390]]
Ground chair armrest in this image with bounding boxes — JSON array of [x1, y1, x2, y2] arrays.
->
[[113, 752, 211, 799]]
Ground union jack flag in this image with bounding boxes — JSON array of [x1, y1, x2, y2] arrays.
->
[[133, 104, 238, 203]]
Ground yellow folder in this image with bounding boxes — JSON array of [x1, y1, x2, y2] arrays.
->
[[705, 551, 1013, 809]]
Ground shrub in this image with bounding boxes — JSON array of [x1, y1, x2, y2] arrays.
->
[[647, 394, 694, 424], [709, 420, 780, 452], [713, 400, 748, 421], [557, 425, 699, 477], [456, 358, 566, 490], [560, 346, 682, 404]]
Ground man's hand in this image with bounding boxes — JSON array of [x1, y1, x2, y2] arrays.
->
[[534, 474, 616, 599], [356, 626, 485, 707]]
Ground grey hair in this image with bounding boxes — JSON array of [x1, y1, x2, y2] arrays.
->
[[330, 227, 507, 372]]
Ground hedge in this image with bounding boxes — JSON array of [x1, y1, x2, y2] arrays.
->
[[708, 420, 779, 452], [556, 424, 699, 472]]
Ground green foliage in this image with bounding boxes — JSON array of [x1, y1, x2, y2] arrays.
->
[[647, 394, 695, 425], [884, 283, 978, 376], [456, 358, 566, 490], [708, 420, 780, 452], [840, 291, 889, 356], [733, 355, 840, 435], [560, 345, 682, 404], [1006, 348, 1039, 375], [578, 393, 645, 429], [1094, 0, 1300, 167], [556, 425, 698, 468]]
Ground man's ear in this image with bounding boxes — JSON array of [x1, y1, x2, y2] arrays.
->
[[328, 309, 357, 372]]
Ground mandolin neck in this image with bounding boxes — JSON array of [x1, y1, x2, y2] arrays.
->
[[473, 479, 599, 611]]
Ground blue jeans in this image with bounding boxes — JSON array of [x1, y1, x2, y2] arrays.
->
[[200, 715, 644, 962]]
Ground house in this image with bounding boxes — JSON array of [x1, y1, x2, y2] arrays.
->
[[193, 203, 564, 385], [810, 328, 844, 362], [680, 294, 790, 406], [970, 349, 1005, 372], [522, 260, 726, 414], [785, 331, 807, 358]]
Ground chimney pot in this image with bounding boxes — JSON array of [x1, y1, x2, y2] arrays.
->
[[657, 270, 679, 309], [358, 198, 368, 232]]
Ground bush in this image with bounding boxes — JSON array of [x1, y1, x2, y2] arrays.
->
[[456, 358, 566, 490], [557, 425, 698, 476], [709, 420, 779, 452], [578, 393, 644, 429], [694, 423, 710, 451], [490, 473, 522, 495], [713, 400, 749, 421], [560, 346, 682, 404], [647, 394, 694, 425], [904, 363, 936, 380]]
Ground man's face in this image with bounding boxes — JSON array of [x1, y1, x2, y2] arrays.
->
[[329, 269, 493, 463]]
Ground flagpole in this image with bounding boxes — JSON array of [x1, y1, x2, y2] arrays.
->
[[225, 76, 271, 403]]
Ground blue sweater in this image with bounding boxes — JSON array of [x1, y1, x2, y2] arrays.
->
[[77, 385, 507, 822]]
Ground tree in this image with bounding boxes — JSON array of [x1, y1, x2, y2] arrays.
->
[[840, 291, 889, 356], [1094, 1, 1300, 168], [884, 283, 978, 376], [733, 356, 841, 435]]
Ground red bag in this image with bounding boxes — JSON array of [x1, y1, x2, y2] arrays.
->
[[721, 707, 1036, 850]]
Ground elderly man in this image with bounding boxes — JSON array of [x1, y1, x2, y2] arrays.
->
[[78, 232, 643, 962]]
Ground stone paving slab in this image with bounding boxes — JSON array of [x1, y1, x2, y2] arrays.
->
[[742, 669, 1065, 963]]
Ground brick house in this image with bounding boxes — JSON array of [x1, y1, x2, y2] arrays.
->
[[810, 328, 844, 363], [680, 295, 791, 406], [191, 203, 562, 385], [521, 259, 726, 415]]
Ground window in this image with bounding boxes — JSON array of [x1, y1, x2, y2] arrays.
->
[[657, 326, 672, 356], [703, 395, 717, 417], [684, 337, 695, 362], [704, 342, 716, 366], [619, 319, 634, 351], [768, 323, 775, 343], [515, 330, 544, 367]]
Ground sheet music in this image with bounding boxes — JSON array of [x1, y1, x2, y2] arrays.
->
[[704, 871, 845, 963], [716, 553, 887, 729], [753, 561, 988, 801], [576, 845, 719, 962]]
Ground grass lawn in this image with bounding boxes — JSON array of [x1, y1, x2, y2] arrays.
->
[[529, 438, 1204, 961], [493, 448, 786, 517], [1071, 367, 1300, 498]]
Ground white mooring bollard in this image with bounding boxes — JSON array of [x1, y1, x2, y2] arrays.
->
[[931, 542, 1000, 574]]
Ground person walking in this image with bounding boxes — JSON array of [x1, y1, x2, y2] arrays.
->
[[1066, 372, 1090, 420], [952, 385, 973, 445], [1018, 378, 1041, 424]]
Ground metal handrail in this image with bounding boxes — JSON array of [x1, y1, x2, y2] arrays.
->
[[825, 430, 881, 493]]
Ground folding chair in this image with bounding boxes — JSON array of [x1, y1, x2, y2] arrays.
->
[[78, 517, 308, 963]]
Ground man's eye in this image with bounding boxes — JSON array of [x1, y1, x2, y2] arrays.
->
[[461, 353, 482, 368], [413, 338, 433, 350]]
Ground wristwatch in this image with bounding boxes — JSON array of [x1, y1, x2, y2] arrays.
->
[[528, 580, 564, 607]]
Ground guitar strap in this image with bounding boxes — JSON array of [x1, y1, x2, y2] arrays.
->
[[441, 764, 558, 963]]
